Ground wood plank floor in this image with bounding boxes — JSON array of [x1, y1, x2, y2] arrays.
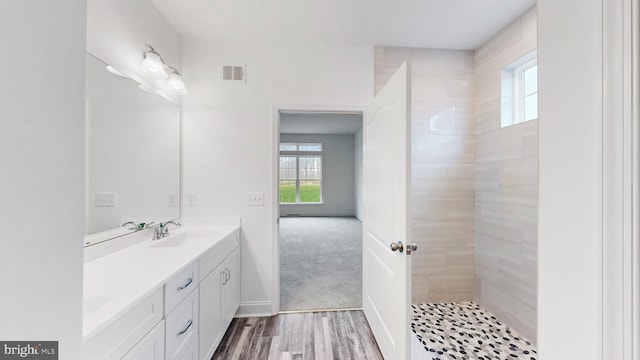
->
[[212, 310, 384, 360]]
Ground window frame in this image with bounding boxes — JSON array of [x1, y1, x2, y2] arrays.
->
[[501, 50, 538, 127], [279, 143, 323, 205]]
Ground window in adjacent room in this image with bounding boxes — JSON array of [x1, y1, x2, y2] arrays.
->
[[279, 143, 322, 204], [501, 50, 538, 127]]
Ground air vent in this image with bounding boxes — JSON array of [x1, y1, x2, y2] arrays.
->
[[222, 65, 245, 82]]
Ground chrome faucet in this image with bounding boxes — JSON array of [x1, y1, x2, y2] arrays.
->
[[153, 220, 181, 240], [122, 221, 154, 231], [121, 221, 138, 230]]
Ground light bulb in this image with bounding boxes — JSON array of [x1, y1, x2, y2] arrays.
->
[[142, 52, 167, 78], [167, 72, 188, 95]]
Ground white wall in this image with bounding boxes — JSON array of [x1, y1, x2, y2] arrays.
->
[[538, 0, 603, 358], [0, 0, 86, 357], [181, 38, 373, 314], [86, 0, 183, 103], [354, 129, 364, 220], [279, 134, 356, 217]]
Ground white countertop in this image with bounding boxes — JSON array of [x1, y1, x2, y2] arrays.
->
[[83, 223, 240, 341]]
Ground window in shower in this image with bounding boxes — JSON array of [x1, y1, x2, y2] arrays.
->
[[500, 50, 538, 127]]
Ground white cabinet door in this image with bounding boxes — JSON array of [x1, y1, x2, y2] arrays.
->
[[221, 249, 239, 328], [199, 266, 223, 360], [122, 320, 165, 360]]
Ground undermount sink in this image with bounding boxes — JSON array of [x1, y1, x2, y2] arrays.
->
[[150, 230, 219, 248]]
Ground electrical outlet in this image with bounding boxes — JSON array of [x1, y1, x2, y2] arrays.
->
[[246, 192, 264, 206], [168, 192, 179, 207], [96, 192, 116, 207], [186, 193, 197, 207]]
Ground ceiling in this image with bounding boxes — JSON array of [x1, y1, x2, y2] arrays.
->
[[151, 0, 536, 49], [280, 113, 363, 135]]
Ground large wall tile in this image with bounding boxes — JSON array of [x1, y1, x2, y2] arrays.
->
[[375, 47, 476, 304], [474, 7, 538, 343]]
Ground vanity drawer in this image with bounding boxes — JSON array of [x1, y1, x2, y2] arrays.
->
[[199, 230, 239, 280], [165, 261, 199, 315], [122, 320, 165, 360], [178, 336, 198, 360], [83, 287, 163, 360], [166, 288, 199, 360]]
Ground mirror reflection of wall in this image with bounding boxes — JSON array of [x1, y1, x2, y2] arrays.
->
[[85, 53, 181, 239]]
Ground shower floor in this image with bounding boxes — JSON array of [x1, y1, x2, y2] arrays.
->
[[411, 302, 537, 360]]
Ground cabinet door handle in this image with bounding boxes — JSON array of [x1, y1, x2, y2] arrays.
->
[[177, 278, 193, 291], [221, 268, 231, 285], [177, 320, 193, 335]]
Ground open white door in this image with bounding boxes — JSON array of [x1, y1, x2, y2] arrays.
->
[[362, 61, 413, 359]]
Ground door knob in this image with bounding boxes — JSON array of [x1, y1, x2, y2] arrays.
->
[[407, 242, 418, 255], [390, 241, 404, 253]]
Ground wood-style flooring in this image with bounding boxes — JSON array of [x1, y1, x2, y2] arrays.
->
[[212, 310, 384, 360]]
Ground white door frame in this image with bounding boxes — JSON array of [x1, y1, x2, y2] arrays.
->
[[602, 0, 639, 358], [270, 104, 364, 314]]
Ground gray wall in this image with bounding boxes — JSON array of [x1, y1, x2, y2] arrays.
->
[[280, 134, 356, 217], [354, 129, 364, 220], [0, 0, 86, 356]]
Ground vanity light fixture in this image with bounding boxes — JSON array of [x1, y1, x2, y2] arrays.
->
[[141, 44, 188, 95], [138, 84, 155, 94], [142, 45, 168, 78], [106, 65, 128, 78], [167, 67, 188, 95]]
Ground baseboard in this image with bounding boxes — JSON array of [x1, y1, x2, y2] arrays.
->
[[235, 301, 274, 318]]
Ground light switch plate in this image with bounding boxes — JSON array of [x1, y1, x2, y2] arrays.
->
[[96, 192, 116, 207], [168, 192, 179, 207], [246, 192, 264, 206], [185, 193, 197, 207]]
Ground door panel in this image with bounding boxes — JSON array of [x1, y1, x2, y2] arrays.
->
[[362, 61, 412, 360]]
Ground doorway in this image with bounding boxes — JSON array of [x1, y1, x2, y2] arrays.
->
[[275, 110, 364, 312]]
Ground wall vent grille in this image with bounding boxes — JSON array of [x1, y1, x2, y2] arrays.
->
[[222, 65, 245, 82]]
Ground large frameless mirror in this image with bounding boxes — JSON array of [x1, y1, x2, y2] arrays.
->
[[84, 53, 181, 246]]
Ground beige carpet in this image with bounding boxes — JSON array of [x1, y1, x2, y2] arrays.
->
[[279, 217, 362, 311]]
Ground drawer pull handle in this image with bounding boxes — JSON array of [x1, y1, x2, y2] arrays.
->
[[177, 278, 193, 291], [177, 320, 193, 336]]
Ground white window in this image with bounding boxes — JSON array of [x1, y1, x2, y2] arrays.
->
[[501, 50, 538, 127], [279, 143, 322, 204]]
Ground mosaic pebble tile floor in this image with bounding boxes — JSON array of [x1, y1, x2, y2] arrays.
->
[[412, 302, 537, 360]]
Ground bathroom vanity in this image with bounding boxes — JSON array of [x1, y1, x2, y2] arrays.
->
[[83, 223, 240, 360]]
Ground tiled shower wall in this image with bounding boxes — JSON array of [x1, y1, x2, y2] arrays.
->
[[473, 7, 538, 342], [375, 47, 476, 303]]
